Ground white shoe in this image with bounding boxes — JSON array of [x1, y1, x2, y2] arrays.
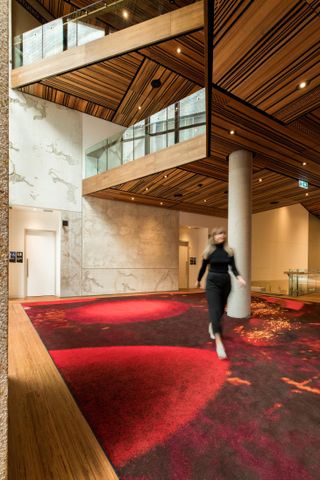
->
[[208, 323, 215, 340], [216, 343, 227, 360]]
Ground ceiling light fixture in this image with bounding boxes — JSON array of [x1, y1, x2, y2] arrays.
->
[[131, 197, 135, 200], [302, 161, 307, 166], [151, 79, 161, 89], [203, 199, 207, 203], [229, 130, 235, 135], [122, 10, 129, 19], [299, 81, 307, 89], [145, 187, 149, 191], [305, 193, 309, 197], [259, 178, 263, 182], [138, 106, 141, 110], [177, 47, 181, 54], [160, 202, 163, 205], [164, 174, 168, 178]]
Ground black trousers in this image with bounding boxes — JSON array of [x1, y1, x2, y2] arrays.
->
[[205, 272, 231, 334]]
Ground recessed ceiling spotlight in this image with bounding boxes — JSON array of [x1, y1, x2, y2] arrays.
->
[[138, 106, 142, 110], [259, 178, 263, 182], [164, 174, 168, 178], [131, 196, 135, 200], [151, 79, 161, 89], [176, 47, 181, 54], [299, 81, 307, 89], [122, 10, 129, 19], [302, 161, 307, 166], [305, 192, 309, 197], [203, 199, 207, 203], [229, 130, 235, 135], [160, 202, 163, 205], [145, 187, 149, 191]]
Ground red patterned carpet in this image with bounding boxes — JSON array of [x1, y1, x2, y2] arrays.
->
[[23, 293, 320, 480]]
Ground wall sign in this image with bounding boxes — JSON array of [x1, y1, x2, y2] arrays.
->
[[16, 252, 24, 263], [9, 251, 17, 263]]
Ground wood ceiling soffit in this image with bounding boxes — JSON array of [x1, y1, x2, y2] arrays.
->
[[180, 159, 228, 182], [213, 0, 320, 121], [288, 114, 320, 153], [90, 187, 228, 217], [274, 85, 320, 123], [20, 83, 115, 120], [112, 58, 199, 126], [41, 53, 144, 111], [210, 88, 320, 167], [138, 32, 204, 86], [213, 0, 251, 45]]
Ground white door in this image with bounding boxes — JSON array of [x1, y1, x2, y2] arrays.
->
[[179, 243, 189, 289], [26, 230, 56, 297]]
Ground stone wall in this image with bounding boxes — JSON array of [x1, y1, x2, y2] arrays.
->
[[0, 0, 9, 476]]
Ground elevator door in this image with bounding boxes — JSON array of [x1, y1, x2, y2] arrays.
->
[[26, 230, 56, 297], [179, 243, 189, 289]]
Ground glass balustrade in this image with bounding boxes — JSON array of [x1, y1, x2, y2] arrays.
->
[[85, 89, 206, 178], [13, 0, 196, 68], [285, 270, 320, 296]]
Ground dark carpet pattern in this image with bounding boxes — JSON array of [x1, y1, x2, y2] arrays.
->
[[23, 293, 320, 480]]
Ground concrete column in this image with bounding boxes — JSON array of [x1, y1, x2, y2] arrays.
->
[[227, 150, 252, 318]]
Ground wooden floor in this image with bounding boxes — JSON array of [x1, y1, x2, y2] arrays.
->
[[9, 290, 320, 479], [8, 297, 119, 480]]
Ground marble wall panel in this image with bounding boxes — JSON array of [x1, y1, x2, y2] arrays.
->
[[82, 197, 179, 293], [60, 211, 82, 297], [81, 268, 178, 295], [9, 90, 82, 212]]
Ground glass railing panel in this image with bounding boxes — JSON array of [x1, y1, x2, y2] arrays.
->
[[21, 26, 43, 66], [285, 270, 320, 296], [85, 88, 205, 178], [108, 137, 122, 170], [13, 0, 197, 68], [43, 19, 64, 58]]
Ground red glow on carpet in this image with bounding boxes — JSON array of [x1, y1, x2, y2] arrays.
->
[[63, 299, 190, 324], [260, 296, 304, 310], [50, 345, 228, 466]]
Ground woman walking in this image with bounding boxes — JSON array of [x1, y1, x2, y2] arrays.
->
[[197, 227, 246, 359]]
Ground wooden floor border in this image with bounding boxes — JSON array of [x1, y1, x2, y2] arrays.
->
[[8, 298, 119, 480]]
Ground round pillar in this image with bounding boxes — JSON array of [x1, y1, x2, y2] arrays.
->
[[227, 150, 252, 318]]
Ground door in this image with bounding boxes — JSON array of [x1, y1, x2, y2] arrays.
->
[[26, 230, 56, 296], [179, 243, 189, 289]]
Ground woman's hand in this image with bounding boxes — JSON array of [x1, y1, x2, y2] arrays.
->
[[237, 276, 246, 287]]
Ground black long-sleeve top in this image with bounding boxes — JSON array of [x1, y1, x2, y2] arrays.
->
[[197, 243, 240, 282]]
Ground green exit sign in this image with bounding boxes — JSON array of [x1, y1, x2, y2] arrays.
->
[[298, 180, 308, 189]]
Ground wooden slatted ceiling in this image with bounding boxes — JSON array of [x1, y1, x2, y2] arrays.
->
[[21, 53, 200, 126], [88, 166, 320, 217], [212, 0, 320, 123], [18, 1, 320, 126]]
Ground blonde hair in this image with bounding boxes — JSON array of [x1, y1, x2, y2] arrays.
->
[[203, 227, 234, 259]]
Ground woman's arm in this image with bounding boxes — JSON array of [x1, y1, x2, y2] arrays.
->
[[230, 255, 246, 286], [196, 258, 209, 287]]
